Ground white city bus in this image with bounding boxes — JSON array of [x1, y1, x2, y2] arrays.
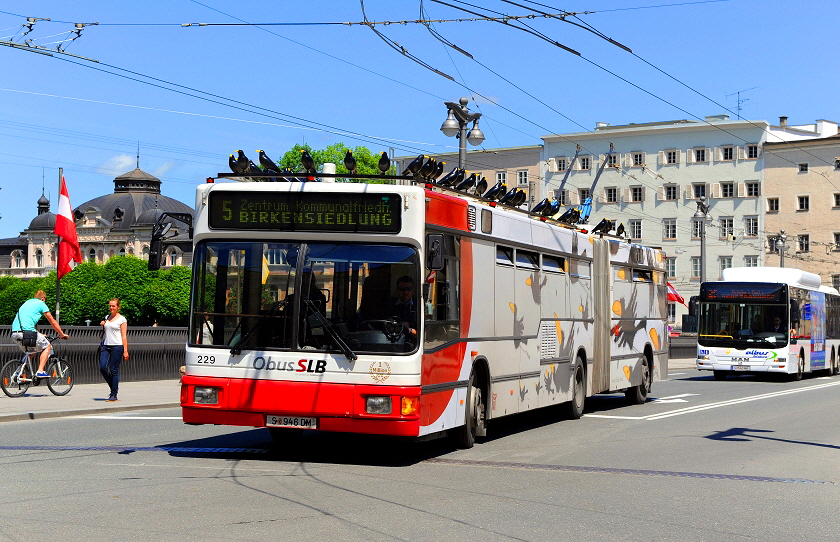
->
[[696, 267, 840, 379], [173, 173, 669, 447]]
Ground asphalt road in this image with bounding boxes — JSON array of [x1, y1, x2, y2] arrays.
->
[[1, 368, 839, 541]]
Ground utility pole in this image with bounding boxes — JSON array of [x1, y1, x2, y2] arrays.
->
[[775, 230, 788, 267], [694, 197, 710, 283]]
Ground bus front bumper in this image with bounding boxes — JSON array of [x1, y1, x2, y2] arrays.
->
[[180, 375, 423, 437], [696, 360, 789, 373]]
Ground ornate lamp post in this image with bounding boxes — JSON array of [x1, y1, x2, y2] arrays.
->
[[440, 97, 485, 169]]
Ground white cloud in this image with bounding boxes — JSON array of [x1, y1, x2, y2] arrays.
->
[[97, 154, 135, 175], [151, 161, 177, 177]]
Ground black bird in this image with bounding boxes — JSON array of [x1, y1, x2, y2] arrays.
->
[[436, 167, 459, 187], [247, 160, 264, 180], [510, 190, 527, 207], [229, 154, 245, 175], [429, 161, 445, 181], [591, 218, 615, 235], [401, 154, 426, 176], [498, 186, 519, 205], [257, 150, 281, 173], [531, 198, 549, 215], [418, 156, 437, 179], [545, 199, 561, 217], [300, 149, 317, 174], [473, 176, 488, 196], [454, 172, 477, 192], [378, 151, 391, 175], [235, 150, 249, 173], [483, 181, 505, 201], [557, 206, 580, 224], [344, 150, 358, 175], [615, 222, 626, 237], [280, 167, 298, 182]]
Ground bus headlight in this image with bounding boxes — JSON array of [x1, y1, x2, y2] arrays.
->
[[194, 387, 219, 404], [366, 396, 392, 414], [699, 355, 709, 361]]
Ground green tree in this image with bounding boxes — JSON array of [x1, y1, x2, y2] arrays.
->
[[278, 143, 396, 183]]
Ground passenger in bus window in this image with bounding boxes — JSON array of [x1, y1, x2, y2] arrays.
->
[[391, 275, 417, 337]]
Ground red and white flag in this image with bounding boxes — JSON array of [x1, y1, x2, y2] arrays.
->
[[53, 175, 82, 279], [666, 281, 686, 306]]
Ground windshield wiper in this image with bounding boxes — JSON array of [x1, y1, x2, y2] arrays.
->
[[303, 299, 358, 361], [229, 300, 286, 355]]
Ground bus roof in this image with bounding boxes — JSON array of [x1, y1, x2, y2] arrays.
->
[[721, 266, 822, 290]]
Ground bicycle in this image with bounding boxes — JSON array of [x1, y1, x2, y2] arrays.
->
[[1, 335, 73, 397]]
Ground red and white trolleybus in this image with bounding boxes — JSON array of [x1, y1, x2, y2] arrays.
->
[[172, 173, 669, 447]]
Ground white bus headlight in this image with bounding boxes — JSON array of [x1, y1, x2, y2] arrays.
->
[[194, 387, 219, 404], [366, 396, 392, 414]]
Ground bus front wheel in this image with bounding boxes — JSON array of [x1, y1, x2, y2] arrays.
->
[[451, 371, 485, 449]]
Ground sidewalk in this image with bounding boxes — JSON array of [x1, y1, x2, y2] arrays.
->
[[0, 379, 181, 423]]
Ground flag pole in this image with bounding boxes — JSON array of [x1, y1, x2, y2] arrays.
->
[[56, 167, 62, 323]]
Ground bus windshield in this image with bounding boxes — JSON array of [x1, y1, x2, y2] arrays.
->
[[698, 301, 789, 348], [191, 241, 420, 355]]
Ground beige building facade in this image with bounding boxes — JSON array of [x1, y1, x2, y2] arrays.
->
[[764, 132, 840, 289]]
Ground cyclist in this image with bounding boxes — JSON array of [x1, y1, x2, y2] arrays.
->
[[11, 290, 69, 378]]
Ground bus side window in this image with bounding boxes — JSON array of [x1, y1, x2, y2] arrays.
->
[[424, 234, 460, 347]]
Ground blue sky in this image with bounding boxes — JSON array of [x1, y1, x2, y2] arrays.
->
[[1, 0, 837, 238]]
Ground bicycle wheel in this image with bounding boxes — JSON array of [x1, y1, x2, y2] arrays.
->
[[1, 359, 31, 398], [46, 357, 73, 396]]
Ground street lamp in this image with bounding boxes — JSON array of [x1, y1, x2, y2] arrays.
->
[[441, 97, 484, 169], [694, 196, 711, 283], [775, 230, 788, 267]]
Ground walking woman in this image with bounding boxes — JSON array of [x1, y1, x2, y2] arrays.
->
[[100, 298, 129, 402]]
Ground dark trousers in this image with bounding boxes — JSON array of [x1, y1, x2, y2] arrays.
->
[[99, 345, 124, 396]]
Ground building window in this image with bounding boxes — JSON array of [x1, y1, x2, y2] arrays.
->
[[607, 154, 618, 168], [767, 198, 779, 212], [556, 157, 567, 171], [13, 251, 24, 268], [693, 183, 706, 199], [834, 194, 840, 207], [746, 182, 760, 197], [663, 219, 677, 240], [835, 158, 840, 170], [694, 148, 706, 162], [496, 171, 507, 184], [516, 170, 528, 186], [667, 303, 676, 323], [719, 218, 734, 238], [605, 187, 618, 203], [88, 248, 96, 263], [722, 146, 734, 161], [767, 235, 780, 254], [35, 249, 43, 268], [630, 186, 644, 202], [556, 189, 568, 206], [666, 150, 678, 164], [747, 144, 759, 159], [834, 232, 840, 249], [745, 255, 758, 267], [834, 275, 840, 290], [798, 196, 810, 211], [664, 185, 678, 201], [745, 217, 759, 237], [629, 219, 642, 240], [719, 256, 732, 277], [633, 152, 644, 166], [691, 257, 701, 279], [665, 257, 676, 278], [721, 182, 734, 198], [692, 218, 704, 239], [580, 156, 590, 170], [798, 235, 810, 252], [119, 248, 126, 256], [798, 163, 809, 173], [579, 188, 590, 202]]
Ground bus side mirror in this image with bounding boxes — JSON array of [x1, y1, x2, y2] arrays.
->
[[148, 237, 163, 271], [426, 234, 444, 271]]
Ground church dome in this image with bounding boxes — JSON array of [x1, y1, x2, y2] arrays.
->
[[28, 211, 56, 231]]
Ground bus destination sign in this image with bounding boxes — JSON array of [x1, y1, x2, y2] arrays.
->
[[208, 192, 401, 233], [701, 282, 785, 303]]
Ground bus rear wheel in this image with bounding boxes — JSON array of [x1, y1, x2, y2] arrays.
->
[[564, 357, 586, 419], [624, 355, 650, 405]]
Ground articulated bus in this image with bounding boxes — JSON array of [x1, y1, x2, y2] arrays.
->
[[175, 175, 668, 447], [696, 267, 840, 380]]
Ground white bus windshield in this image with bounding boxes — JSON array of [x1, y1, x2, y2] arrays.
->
[[191, 241, 420, 355], [698, 301, 789, 348]]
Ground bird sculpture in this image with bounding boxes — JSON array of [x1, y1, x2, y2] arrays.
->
[[615, 222, 626, 237], [454, 172, 477, 192], [378, 151, 391, 175], [545, 199, 561, 217], [247, 160, 264, 180], [436, 167, 459, 187], [280, 167, 299, 182], [483, 181, 505, 201], [531, 198, 549, 215], [418, 156, 437, 179], [510, 190, 527, 207], [557, 206, 580, 225], [235, 150, 249, 174], [229, 154, 245, 175], [498, 186, 519, 205], [473, 176, 488, 196], [401, 154, 426, 176], [429, 161, 445, 181], [344, 150, 358, 175], [591, 218, 615, 235], [300, 149, 317, 174], [257, 150, 281, 173]]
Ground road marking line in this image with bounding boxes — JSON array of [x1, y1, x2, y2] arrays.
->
[[583, 414, 648, 420], [83, 416, 183, 420], [668, 372, 686, 376]]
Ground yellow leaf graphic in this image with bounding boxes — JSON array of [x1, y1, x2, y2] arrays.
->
[[509, 302, 516, 314], [525, 276, 532, 286], [649, 328, 660, 350], [578, 305, 584, 313], [623, 365, 631, 380], [617, 268, 626, 280], [612, 300, 622, 316], [553, 312, 563, 344]]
